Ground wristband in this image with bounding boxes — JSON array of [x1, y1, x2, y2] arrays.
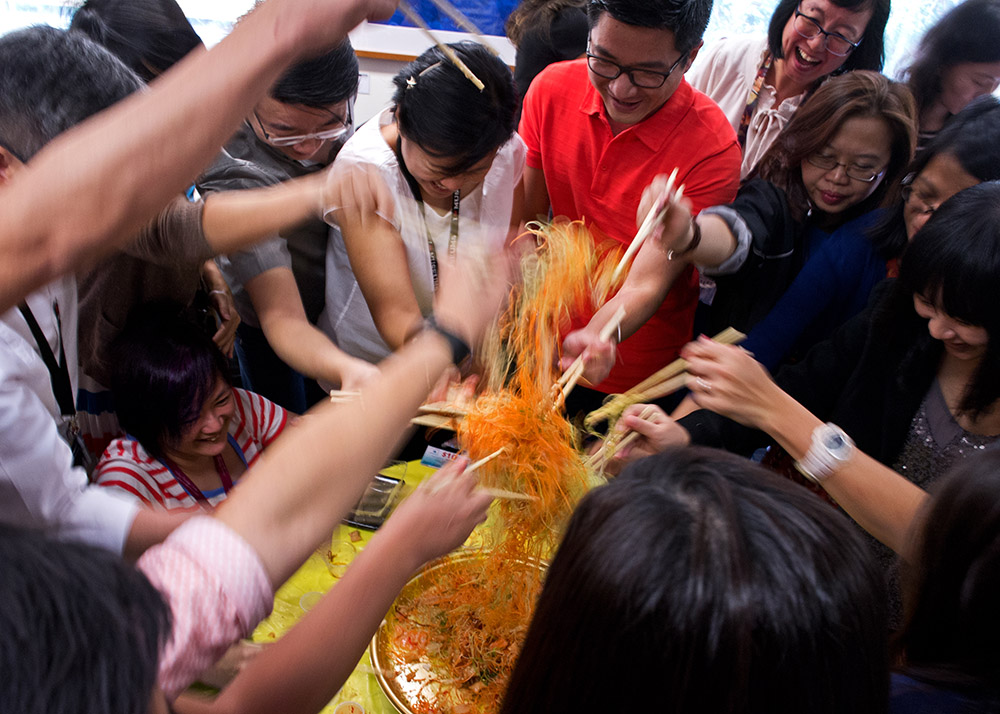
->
[[795, 423, 854, 484], [424, 315, 471, 366], [667, 220, 702, 261]]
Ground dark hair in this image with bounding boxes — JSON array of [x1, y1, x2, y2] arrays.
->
[[70, 0, 203, 82], [501, 447, 888, 714], [895, 450, 1000, 700], [506, 0, 587, 46], [587, 0, 713, 55], [392, 42, 516, 175], [111, 302, 231, 458], [271, 39, 359, 108], [767, 0, 889, 74], [0, 524, 170, 714], [902, 0, 1000, 118], [754, 70, 916, 223], [0, 26, 142, 161], [869, 95, 1000, 259], [897, 182, 1000, 417]]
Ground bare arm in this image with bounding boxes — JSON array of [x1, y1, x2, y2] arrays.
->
[[521, 165, 550, 224], [561, 234, 689, 385], [0, 0, 398, 312], [246, 267, 379, 391], [122, 509, 193, 561], [201, 173, 324, 255], [332, 166, 427, 349], [213, 256, 506, 587], [682, 338, 929, 557], [182, 461, 492, 714]]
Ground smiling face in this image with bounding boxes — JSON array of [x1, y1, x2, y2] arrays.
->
[[904, 152, 979, 240], [779, 0, 872, 91], [163, 376, 234, 462], [913, 293, 989, 362], [937, 60, 1000, 117], [398, 136, 497, 202], [250, 95, 351, 164], [586, 13, 693, 131], [799, 115, 891, 214]]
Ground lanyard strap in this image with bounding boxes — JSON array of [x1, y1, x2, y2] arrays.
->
[[160, 434, 246, 509], [18, 300, 75, 418], [737, 50, 773, 151], [395, 135, 460, 291]]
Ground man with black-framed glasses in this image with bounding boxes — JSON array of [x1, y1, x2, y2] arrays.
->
[[519, 0, 741, 413], [198, 40, 378, 414]]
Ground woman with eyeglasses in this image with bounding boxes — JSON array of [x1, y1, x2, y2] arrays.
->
[[318, 42, 523, 366], [648, 71, 913, 375], [688, 0, 890, 179], [901, 0, 1000, 151]]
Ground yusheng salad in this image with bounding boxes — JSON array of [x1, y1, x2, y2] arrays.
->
[[382, 221, 624, 714]]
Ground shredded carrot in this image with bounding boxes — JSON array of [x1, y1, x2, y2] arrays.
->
[[382, 220, 622, 713]]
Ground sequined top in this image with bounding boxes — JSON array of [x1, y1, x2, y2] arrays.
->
[[892, 379, 999, 489]]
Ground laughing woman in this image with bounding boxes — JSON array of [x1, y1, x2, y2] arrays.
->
[[95, 305, 287, 512], [688, 0, 890, 178], [319, 42, 523, 365]]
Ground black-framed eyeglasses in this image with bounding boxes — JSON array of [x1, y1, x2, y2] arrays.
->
[[585, 48, 688, 89], [793, 6, 862, 57], [900, 172, 938, 216], [252, 104, 352, 148], [806, 153, 885, 183]]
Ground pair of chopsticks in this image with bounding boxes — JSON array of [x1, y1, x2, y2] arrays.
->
[[587, 404, 656, 470], [610, 168, 685, 284], [397, 0, 495, 91], [584, 327, 746, 429], [329, 389, 360, 403], [554, 305, 627, 405]]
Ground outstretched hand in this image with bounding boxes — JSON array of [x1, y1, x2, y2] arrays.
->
[[637, 173, 694, 258], [559, 329, 616, 388], [611, 403, 690, 464], [682, 335, 779, 429], [388, 458, 493, 565]]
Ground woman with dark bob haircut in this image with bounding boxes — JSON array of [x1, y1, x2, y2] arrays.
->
[[500, 447, 888, 714], [94, 303, 289, 511], [901, 0, 1000, 149], [689, 0, 890, 178], [319, 41, 524, 364]]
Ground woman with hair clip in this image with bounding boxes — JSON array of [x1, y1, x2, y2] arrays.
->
[[614, 182, 1000, 618], [500, 447, 889, 714], [688, 0, 891, 178], [901, 0, 1000, 150], [319, 41, 524, 365]]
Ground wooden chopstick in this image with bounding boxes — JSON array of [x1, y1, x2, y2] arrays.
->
[[467, 447, 505, 473], [398, 0, 485, 90], [587, 404, 656, 469], [556, 305, 627, 404], [421, 0, 498, 54], [478, 486, 537, 502], [584, 327, 745, 428], [611, 168, 679, 284]]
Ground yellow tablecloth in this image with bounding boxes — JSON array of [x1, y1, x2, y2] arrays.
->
[[250, 460, 437, 714]]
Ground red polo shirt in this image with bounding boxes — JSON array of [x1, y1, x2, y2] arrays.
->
[[519, 59, 740, 393]]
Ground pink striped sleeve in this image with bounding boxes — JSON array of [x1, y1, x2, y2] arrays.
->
[[139, 516, 273, 700]]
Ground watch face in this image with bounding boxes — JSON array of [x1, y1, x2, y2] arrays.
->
[[824, 433, 845, 450]]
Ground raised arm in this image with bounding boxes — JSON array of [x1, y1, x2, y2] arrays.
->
[[213, 255, 507, 587], [0, 0, 398, 312]]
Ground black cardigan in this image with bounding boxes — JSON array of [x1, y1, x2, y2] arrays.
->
[[682, 280, 941, 466]]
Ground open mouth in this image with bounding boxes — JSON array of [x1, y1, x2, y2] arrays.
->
[[794, 46, 821, 67]]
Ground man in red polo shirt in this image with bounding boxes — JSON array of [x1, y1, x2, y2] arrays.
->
[[519, 0, 740, 407]]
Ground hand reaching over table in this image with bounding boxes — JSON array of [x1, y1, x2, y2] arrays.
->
[[682, 335, 780, 430]]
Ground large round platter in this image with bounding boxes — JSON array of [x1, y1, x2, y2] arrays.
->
[[370, 551, 545, 714]]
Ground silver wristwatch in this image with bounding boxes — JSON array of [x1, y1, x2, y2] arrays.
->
[[795, 423, 854, 484]]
